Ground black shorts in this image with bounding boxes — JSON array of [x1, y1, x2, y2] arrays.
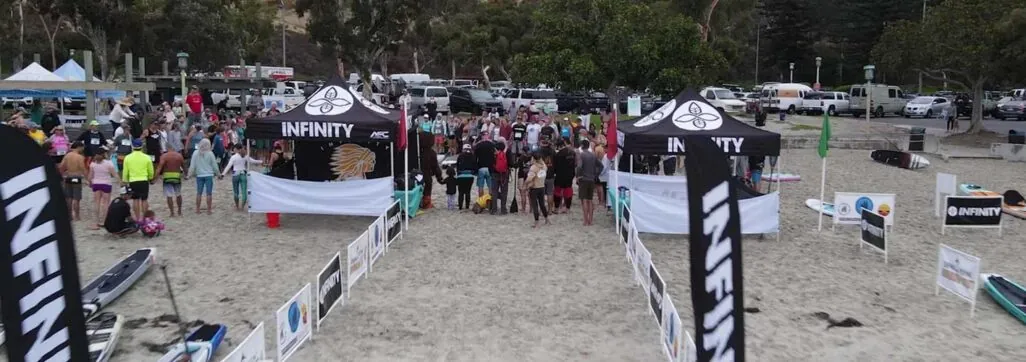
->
[[578, 180, 596, 200], [129, 181, 150, 200]]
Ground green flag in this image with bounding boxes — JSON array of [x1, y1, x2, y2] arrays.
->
[[818, 113, 831, 158]]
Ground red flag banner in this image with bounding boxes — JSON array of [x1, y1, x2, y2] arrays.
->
[[397, 103, 408, 150], [605, 108, 618, 160]]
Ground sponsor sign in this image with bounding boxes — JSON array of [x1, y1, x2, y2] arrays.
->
[[627, 223, 638, 268], [634, 238, 652, 296], [684, 331, 697, 362], [316, 253, 344, 328], [860, 209, 888, 263], [369, 131, 390, 140], [386, 200, 402, 248], [346, 231, 370, 297], [369, 216, 386, 270], [649, 265, 665, 326], [935, 244, 981, 317], [666, 136, 745, 154], [942, 196, 1003, 235], [220, 322, 267, 362], [627, 96, 642, 116], [620, 203, 631, 245], [276, 284, 313, 362], [662, 294, 684, 362], [833, 192, 896, 227], [935, 173, 957, 217], [280, 121, 354, 138], [0, 126, 91, 362], [685, 136, 745, 362]]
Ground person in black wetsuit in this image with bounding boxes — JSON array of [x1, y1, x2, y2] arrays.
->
[[142, 121, 164, 164], [104, 188, 138, 236]]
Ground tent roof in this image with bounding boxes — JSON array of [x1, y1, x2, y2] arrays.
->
[[4, 62, 66, 82], [53, 60, 102, 82], [617, 89, 780, 156], [245, 75, 400, 142]]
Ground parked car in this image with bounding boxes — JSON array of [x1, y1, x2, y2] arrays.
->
[[902, 96, 953, 118], [700, 87, 746, 114], [850, 84, 905, 117], [449, 88, 504, 115], [2, 97, 32, 108], [211, 89, 246, 109], [760, 83, 814, 114], [555, 91, 609, 113], [995, 99, 1026, 121], [409, 85, 451, 114], [799, 91, 850, 116], [497, 88, 558, 114]]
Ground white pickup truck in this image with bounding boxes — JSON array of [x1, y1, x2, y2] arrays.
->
[[262, 88, 305, 112]]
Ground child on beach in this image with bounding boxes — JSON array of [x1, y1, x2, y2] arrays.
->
[[140, 210, 165, 237], [441, 168, 457, 210]]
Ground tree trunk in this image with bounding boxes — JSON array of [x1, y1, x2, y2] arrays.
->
[[336, 55, 345, 78], [450, 59, 456, 85], [700, 0, 720, 42], [966, 82, 987, 134], [480, 63, 491, 90], [413, 49, 420, 73], [18, 1, 25, 67], [379, 53, 390, 77], [38, 13, 62, 69], [498, 64, 512, 82], [605, 81, 619, 110], [360, 64, 373, 99]]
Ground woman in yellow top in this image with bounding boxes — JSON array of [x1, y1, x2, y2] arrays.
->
[[524, 151, 550, 227]]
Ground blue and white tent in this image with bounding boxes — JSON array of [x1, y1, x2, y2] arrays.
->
[[52, 60, 124, 98], [0, 62, 75, 98]]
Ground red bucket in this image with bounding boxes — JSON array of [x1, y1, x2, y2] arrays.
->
[[266, 212, 280, 228]]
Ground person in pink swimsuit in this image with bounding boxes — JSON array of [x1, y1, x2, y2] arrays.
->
[[86, 149, 119, 229]]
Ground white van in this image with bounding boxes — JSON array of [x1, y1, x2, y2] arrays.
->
[[499, 88, 558, 114], [849, 84, 904, 117], [760, 83, 814, 114], [409, 86, 451, 113], [700, 87, 746, 114], [390, 73, 431, 84]]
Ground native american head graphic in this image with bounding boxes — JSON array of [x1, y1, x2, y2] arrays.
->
[[331, 143, 376, 180]]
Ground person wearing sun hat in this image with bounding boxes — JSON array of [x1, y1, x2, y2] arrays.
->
[[75, 120, 108, 157], [108, 96, 136, 129]]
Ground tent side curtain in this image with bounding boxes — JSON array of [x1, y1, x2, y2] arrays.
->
[[616, 88, 781, 156]]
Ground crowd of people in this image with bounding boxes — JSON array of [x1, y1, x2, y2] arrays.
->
[[413, 105, 611, 227]]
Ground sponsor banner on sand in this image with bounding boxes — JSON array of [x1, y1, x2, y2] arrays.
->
[[0, 126, 91, 362], [943, 196, 1003, 235], [649, 265, 665, 326], [386, 200, 402, 247], [634, 239, 652, 296], [685, 136, 745, 362], [220, 322, 267, 362], [935, 244, 981, 317], [620, 203, 631, 245], [860, 209, 888, 263], [276, 284, 313, 362], [833, 192, 895, 227], [316, 253, 344, 328], [935, 173, 957, 217], [369, 215, 386, 269], [347, 231, 370, 297], [661, 294, 684, 362]]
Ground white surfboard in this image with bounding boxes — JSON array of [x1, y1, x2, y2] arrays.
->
[[805, 199, 835, 217]]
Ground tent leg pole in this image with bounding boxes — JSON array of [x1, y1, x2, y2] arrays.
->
[[247, 139, 252, 224], [777, 155, 783, 242]]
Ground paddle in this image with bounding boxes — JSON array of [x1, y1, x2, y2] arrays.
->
[[510, 174, 518, 213], [160, 265, 192, 361]]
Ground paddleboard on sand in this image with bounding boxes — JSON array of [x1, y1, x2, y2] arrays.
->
[[766, 173, 801, 182], [81, 248, 156, 318], [157, 323, 228, 362], [805, 199, 835, 217], [957, 184, 1026, 219], [86, 312, 124, 362], [870, 150, 930, 170], [981, 274, 1026, 325]]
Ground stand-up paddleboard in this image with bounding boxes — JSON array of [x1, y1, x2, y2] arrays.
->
[[981, 274, 1026, 325], [81, 248, 156, 318], [805, 199, 835, 217], [957, 184, 1026, 219], [85, 312, 124, 362], [870, 150, 930, 170], [766, 173, 801, 182], [157, 324, 228, 362]]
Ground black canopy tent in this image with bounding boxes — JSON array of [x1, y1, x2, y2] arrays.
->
[[616, 89, 780, 156], [246, 75, 400, 142]]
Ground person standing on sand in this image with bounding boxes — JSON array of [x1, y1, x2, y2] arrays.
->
[[156, 146, 187, 216], [552, 139, 577, 214], [576, 139, 603, 226], [58, 141, 88, 221], [525, 151, 550, 227], [455, 144, 477, 210], [188, 139, 221, 214], [221, 144, 264, 210], [87, 149, 118, 229], [419, 133, 443, 210], [122, 139, 155, 221]]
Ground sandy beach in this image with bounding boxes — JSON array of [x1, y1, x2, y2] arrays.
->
[[4, 146, 1025, 361]]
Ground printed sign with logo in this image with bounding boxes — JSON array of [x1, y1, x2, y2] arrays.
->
[[220, 322, 266, 362], [935, 244, 982, 316], [316, 253, 344, 328], [634, 239, 652, 295], [833, 192, 896, 227], [649, 265, 665, 326], [386, 200, 402, 247], [661, 294, 684, 362], [627, 96, 642, 116], [369, 215, 386, 268], [620, 203, 631, 245], [935, 173, 957, 217], [943, 196, 1003, 233], [346, 231, 369, 297], [276, 283, 313, 362], [860, 209, 887, 263], [627, 223, 639, 266]]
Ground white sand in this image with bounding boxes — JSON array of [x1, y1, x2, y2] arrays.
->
[[4, 148, 1025, 361]]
